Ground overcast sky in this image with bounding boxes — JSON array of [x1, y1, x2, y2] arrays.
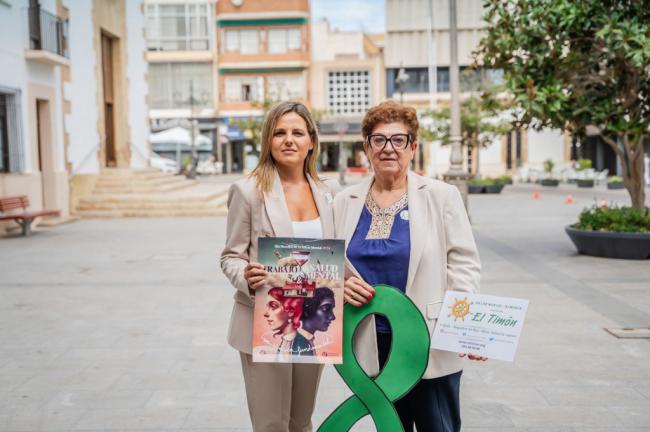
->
[[311, 0, 386, 33]]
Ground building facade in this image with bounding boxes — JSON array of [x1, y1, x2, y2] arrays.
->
[[145, 0, 217, 122], [0, 0, 150, 230], [385, 0, 569, 178], [310, 19, 385, 172], [215, 0, 310, 117]]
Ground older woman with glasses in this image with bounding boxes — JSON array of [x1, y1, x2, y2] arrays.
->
[[333, 101, 485, 432]]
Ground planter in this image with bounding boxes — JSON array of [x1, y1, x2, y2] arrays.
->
[[607, 182, 625, 190], [577, 179, 595, 188], [565, 226, 650, 259], [540, 179, 560, 187], [468, 184, 485, 194], [484, 183, 505, 194]]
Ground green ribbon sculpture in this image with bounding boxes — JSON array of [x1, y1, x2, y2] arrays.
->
[[318, 284, 430, 432]]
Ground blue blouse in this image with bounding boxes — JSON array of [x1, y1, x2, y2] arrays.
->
[[347, 199, 410, 333]]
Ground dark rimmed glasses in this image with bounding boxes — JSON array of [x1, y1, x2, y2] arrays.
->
[[367, 133, 412, 151]]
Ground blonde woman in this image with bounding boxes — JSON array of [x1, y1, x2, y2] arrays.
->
[[220, 102, 338, 432]]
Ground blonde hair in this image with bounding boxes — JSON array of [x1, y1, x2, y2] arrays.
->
[[250, 101, 321, 194]]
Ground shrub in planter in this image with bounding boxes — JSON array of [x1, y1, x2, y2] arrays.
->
[[469, 178, 505, 194], [577, 179, 595, 188], [574, 206, 650, 233], [577, 158, 593, 171], [566, 206, 650, 259], [607, 176, 625, 190], [541, 159, 560, 186], [541, 178, 560, 186], [499, 174, 513, 185]]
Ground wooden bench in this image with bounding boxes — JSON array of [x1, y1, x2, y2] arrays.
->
[[0, 196, 60, 236]]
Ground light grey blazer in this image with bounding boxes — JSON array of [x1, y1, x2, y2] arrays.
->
[[220, 171, 338, 354], [333, 171, 481, 379]]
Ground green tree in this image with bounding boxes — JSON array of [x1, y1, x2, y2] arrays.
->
[[421, 73, 513, 176], [478, 0, 650, 209], [234, 99, 276, 154]]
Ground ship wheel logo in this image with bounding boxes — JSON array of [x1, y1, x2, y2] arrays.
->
[[448, 297, 471, 321]]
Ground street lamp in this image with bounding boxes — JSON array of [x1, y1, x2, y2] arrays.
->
[[442, 0, 470, 208], [395, 67, 410, 104], [333, 118, 349, 185]]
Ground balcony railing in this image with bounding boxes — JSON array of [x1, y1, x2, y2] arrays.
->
[[28, 5, 68, 58]]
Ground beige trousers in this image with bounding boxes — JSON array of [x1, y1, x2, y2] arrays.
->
[[239, 352, 324, 432]]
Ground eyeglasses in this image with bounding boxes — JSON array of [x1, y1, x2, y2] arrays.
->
[[367, 134, 412, 151]]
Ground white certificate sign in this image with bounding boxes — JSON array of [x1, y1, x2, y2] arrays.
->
[[430, 291, 529, 362]]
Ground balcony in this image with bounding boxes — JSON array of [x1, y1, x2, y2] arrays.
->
[[24, 5, 69, 66]]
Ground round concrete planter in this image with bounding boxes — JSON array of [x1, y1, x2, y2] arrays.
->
[[565, 226, 650, 259], [540, 179, 560, 187], [607, 182, 625, 190], [577, 179, 595, 188]]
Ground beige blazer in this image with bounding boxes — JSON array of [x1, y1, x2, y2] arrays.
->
[[220, 172, 339, 354], [333, 171, 481, 379]]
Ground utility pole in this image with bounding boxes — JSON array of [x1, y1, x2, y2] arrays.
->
[[442, 0, 469, 208], [186, 80, 199, 180], [427, 0, 437, 110]]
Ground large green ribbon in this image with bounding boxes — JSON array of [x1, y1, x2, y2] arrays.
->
[[318, 284, 430, 432]]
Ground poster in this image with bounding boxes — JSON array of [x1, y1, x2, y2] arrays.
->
[[253, 237, 345, 364], [430, 291, 529, 361]]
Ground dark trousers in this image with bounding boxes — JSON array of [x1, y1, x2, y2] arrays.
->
[[377, 332, 462, 432]]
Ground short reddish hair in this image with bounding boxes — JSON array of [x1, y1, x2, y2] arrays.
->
[[268, 288, 303, 329], [361, 101, 419, 140]]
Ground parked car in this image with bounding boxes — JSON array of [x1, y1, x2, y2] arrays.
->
[[150, 153, 178, 173]]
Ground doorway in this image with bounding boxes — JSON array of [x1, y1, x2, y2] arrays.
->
[[505, 129, 523, 170], [101, 32, 117, 167]]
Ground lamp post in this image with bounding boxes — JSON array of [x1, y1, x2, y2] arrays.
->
[[395, 67, 409, 104], [333, 118, 349, 185], [442, 0, 469, 208]]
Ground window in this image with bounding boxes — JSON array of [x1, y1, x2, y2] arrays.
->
[[224, 77, 263, 102], [146, 3, 211, 51], [267, 75, 305, 100], [386, 66, 495, 95], [0, 89, 24, 173], [327, 71, 370, 115], [268, 28, 302, 54], [149, 63, 213, 109], [0, 94, 8, 173], [223, 29, 259, 54]]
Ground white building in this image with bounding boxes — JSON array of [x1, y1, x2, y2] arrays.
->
[[0, 0, 150, 227], [310, 19, 385, 171], [385, 0, 568, 178]]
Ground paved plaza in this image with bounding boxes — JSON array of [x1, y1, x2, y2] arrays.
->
[[0, 181, 649, 431]]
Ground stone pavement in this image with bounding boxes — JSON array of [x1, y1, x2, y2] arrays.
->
[[0, 182, 649, 431]]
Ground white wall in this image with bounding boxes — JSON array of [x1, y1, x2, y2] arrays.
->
[[385, 0, 484, 67], [63, 0, 100, 175], [312, 20, 364, 62], [126, 0, 150, 169], [527, 128, 565, 168], [0, 0, 29, 171], [0, 0, 65, 175]]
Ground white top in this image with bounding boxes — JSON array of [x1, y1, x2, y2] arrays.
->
[[292, 217, 323, 239]]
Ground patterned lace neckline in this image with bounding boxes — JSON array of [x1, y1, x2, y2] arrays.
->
[[364, 192, 409, 240], [365, 192, 408, 217]]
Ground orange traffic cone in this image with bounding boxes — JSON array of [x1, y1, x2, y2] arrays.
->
[[532, 190, 541, 199], [564, 194, 575, 204]]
